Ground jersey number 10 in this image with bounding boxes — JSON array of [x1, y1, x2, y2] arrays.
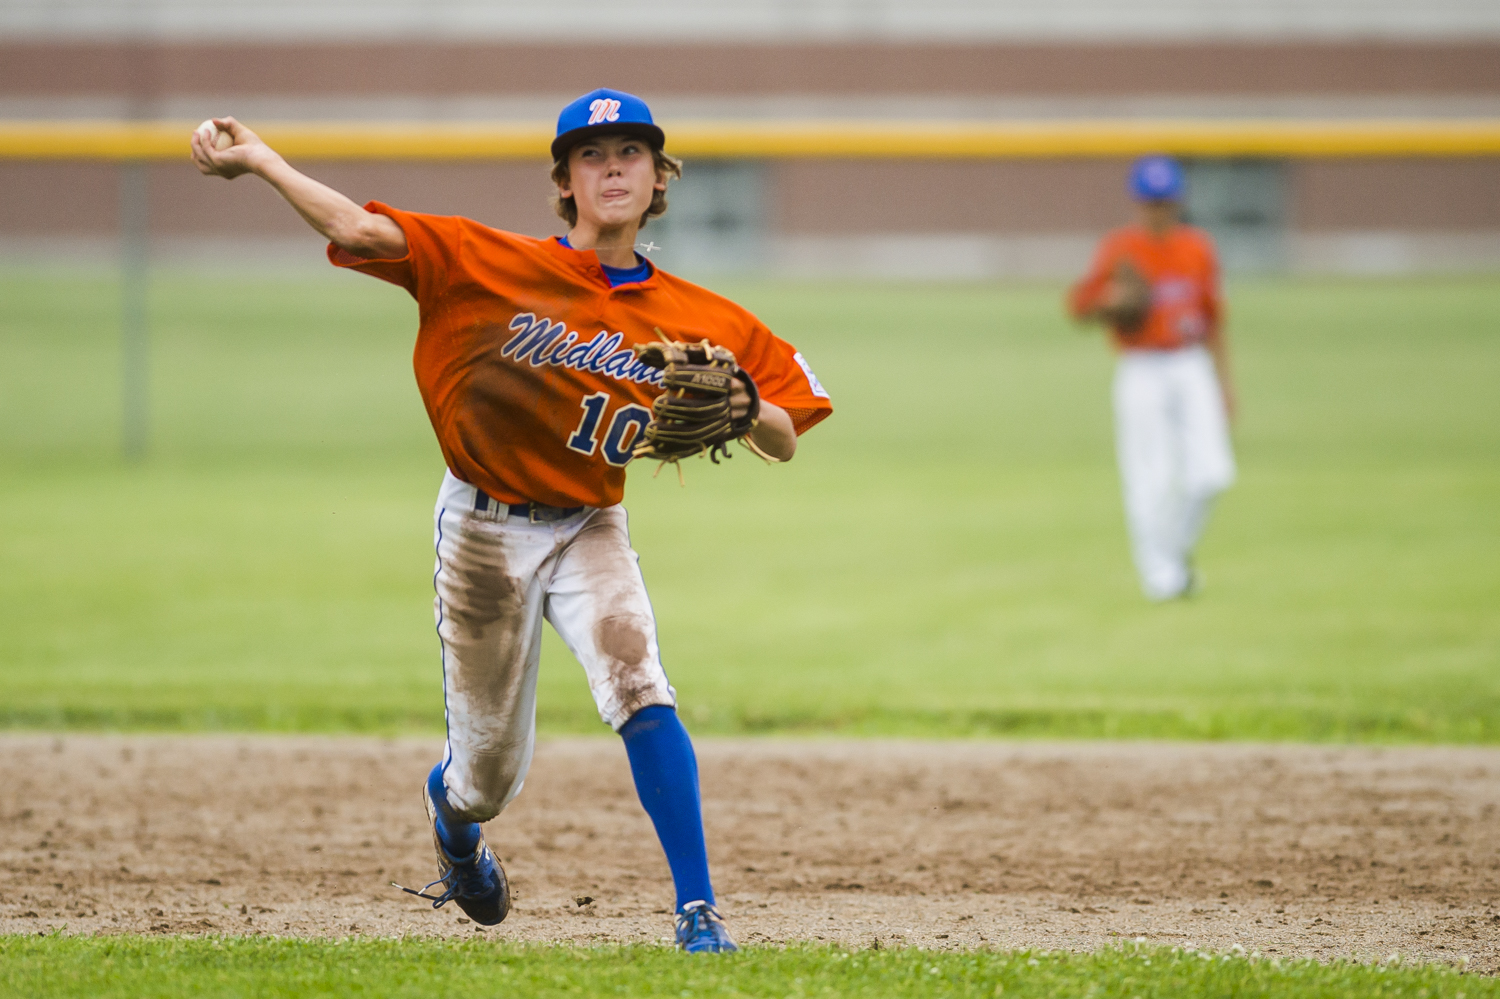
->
[[566, 393, 653, 466]]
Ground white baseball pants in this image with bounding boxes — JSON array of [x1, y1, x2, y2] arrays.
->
[[432, 471, 676, 823], [1112, 345, 1237, 601]]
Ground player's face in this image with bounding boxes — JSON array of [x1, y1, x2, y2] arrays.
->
[[1139, 199, 1180, 234], [561, 135, 665, 230]]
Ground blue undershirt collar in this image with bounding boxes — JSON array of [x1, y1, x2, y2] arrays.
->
[[559, 235, 653, 286]]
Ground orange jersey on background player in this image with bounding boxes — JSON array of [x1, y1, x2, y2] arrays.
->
[[1068, 225, 1222, 352], [330, 202, 832, 509]]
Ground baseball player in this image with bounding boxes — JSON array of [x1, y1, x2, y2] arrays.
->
[[190, 88, 833, 952], [1067, 155, 1236, 601]]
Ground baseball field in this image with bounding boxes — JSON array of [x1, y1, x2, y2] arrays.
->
[[2, 270, 1498, 996]]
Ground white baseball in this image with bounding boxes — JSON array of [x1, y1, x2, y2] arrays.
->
[[196, 119, 233, 151]]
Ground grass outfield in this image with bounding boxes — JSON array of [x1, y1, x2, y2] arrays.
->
[[2, 937, 1490, 999], [0, 272, 1496, 740]]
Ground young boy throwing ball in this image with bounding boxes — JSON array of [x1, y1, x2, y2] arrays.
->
[[191, 88, 833, 952]]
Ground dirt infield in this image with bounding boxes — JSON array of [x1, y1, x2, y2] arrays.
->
[[2, 735, 1497, 969]]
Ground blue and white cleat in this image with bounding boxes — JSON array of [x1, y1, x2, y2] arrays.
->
[[675, 900, 738, 953], [393, 775, 510, 926]]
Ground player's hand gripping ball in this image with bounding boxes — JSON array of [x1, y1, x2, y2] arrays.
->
[[190, 117, 267, 181], [631, 334, 764, 468], [1101, 260, 1152, 334], [195, 119, 234, 151]]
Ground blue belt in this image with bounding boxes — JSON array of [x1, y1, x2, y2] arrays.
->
[[474, 488, 585, 523]]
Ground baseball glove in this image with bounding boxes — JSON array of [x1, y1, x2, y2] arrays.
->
[[631, 332, 773, 472], [1101, 260, 1152, 334]]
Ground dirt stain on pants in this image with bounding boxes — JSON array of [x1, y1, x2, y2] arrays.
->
[[431, 474, 675, 822]]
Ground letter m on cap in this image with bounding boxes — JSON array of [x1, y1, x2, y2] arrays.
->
[[587, 99, 622, 125]]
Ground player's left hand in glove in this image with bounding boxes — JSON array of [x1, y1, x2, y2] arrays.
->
[[631, 333, 777, 472], [1099, 260, 1152, 334]]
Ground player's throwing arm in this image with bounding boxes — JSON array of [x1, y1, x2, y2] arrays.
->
[[190, 92, 831, 952], [191, 118, 408, 259]]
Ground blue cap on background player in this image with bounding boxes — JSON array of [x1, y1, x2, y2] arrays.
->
[[552, 88, 665, 162], [1129, 155, 1185, 202]]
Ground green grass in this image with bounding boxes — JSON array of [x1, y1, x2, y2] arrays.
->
[[1, 271, 1496, 740], [1, 937, 1490, 999]]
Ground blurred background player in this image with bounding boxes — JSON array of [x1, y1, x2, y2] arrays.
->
[[1068, 156, 1237, 601], [190, 88, 832, 952]]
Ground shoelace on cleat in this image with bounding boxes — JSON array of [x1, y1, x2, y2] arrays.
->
[[392, 871, 462, 909], [391, 848, 494, 909], [675, 902, 728, 940]]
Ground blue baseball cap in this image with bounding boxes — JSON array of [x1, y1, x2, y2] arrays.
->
[[552, 88, 665, 162], [1129, 155, 1185, 202]]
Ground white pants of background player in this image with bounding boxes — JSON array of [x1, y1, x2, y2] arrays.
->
[[431, 471, 676, 823], [1113, 345, 1237, 600]]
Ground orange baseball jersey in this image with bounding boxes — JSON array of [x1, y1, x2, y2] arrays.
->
[[329, 203, 833, 509], [1068, 224, 1222, 352]]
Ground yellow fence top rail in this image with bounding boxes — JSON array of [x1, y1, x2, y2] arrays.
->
[[3, 119, 1499, 160]]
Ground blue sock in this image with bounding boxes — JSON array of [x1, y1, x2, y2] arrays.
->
[[426, 763, 482, 859], [620, 705, 715, 911]]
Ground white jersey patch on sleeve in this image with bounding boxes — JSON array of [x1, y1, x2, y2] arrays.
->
[[793, 351, 830, 399]]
